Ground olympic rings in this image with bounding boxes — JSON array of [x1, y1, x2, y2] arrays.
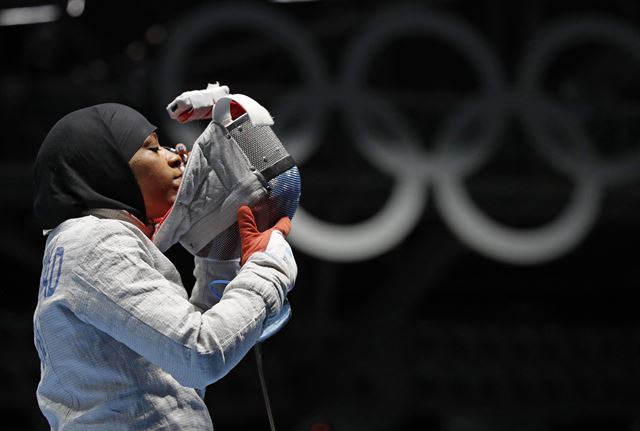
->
[[279, 91, 429, 261], [342, 8, 509, 179], [155, 2, 327, 147], [519, 15, 640, 185], [156, 4, 640, 264], [435, 94, 603, 264]]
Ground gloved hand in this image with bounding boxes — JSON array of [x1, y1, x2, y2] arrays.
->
[[236, 205, 297, 318], [238, 205, 292, 266], [166, 82, 230, 123]]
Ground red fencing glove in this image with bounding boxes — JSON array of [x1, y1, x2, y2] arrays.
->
[[238, 205, 291, 266], [233, 205, 297, 318]]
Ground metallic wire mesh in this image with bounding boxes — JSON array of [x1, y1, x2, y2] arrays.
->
[[203, 114, 301, 260], [230, 117, 289, 174]]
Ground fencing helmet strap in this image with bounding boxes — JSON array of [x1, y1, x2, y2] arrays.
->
[[152, 94, 302, 261]]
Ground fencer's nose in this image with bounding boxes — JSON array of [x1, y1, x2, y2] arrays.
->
[[162, 146, 183, 169]]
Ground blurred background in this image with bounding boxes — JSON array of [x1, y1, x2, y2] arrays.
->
[[3, 0, 640, 429]]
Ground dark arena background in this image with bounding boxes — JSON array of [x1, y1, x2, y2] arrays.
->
[[3, 0, 640, 429]]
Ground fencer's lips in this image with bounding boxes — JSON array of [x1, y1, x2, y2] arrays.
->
[[173, 175, 183, 188]]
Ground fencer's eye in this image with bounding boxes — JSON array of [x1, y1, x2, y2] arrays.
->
[[149, 147, 161, 153]]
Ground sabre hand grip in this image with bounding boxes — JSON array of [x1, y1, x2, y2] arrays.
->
[[166, 82, 230, 123]]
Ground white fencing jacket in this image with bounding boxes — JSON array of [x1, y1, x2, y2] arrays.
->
[[33, 212, 292, 430]]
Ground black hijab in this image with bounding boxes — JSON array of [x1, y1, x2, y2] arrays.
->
[[33, 103, 157, 229]]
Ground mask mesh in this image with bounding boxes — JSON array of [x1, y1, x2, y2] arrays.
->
[[199, 116, 301, 260]]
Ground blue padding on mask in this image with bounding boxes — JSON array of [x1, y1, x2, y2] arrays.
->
[[267, 166, 301, 219], [252, 165, 301, 232]]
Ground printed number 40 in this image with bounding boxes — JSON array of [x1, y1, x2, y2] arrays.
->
[[41, 246, 64, 298]]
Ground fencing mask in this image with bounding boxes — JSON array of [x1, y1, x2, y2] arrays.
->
[[153, 94, 301, 340]]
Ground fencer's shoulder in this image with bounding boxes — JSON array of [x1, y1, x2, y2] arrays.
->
[[52, 215, 145, 249]]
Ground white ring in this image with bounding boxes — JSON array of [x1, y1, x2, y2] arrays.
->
[[341, 7, 508, 177], [519, 15, 640, 185], [290, 174, 427, 261], [435, 94, 602, 264], [155, 3, 326, 147], [274, 91, 428, 261]]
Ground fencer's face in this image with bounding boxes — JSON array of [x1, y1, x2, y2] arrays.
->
[[129, 132, 183, 220]]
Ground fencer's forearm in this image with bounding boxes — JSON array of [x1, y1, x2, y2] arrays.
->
[[190, 244, 293, 315], [157, 265, 287, 386], [230, 253, 291, 318], [188, 286, 270, 384], [69, 264, 272, 388]]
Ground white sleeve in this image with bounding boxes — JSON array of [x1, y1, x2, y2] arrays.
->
[[62, 227, 284, 389], [190, 254, 295, 343]]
